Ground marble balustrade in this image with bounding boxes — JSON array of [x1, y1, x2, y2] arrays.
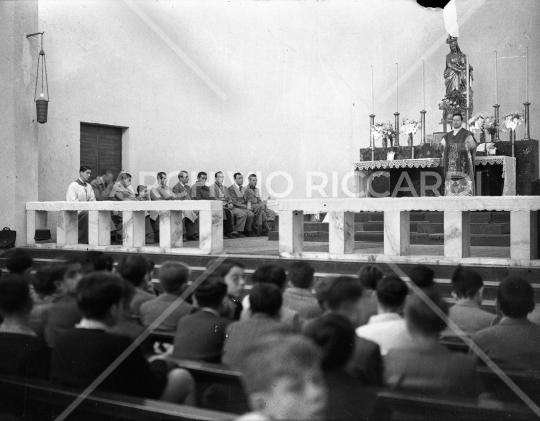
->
[[269, 197, 539, 265], [26, 201, 223, 255]]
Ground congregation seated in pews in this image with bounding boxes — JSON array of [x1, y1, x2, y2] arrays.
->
[[2, 249, 540, 420], [66, 166, 276, 244]]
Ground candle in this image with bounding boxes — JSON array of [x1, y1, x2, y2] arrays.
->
[[396, 63, 399, 112], [371, 66, 374, 114], [495, 51, 498, 104], [466, 54, 470, 124], [526, 47, 529, 102], [422, 60, 425, 110]]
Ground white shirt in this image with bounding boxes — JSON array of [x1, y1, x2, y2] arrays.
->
[[356, 312, 415, 355], [66, 179, 96, 202]]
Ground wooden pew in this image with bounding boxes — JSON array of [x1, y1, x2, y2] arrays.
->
[[375, 390, 540, 421], [0, 375, 235, 421], [477, 366, 540, 404], [439, 336, 470, 353]]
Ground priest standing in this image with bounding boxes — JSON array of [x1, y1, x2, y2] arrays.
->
[[66, 166, 96, 243]]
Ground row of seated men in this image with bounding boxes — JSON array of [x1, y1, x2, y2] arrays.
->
[[66, 166, 275, 243], [1, 250, 540, 420]]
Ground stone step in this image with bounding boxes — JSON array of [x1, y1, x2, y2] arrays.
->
[[416, 222, 511, 235]]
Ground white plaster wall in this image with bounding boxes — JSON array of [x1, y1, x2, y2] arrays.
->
[[36, 0, 539, 203]]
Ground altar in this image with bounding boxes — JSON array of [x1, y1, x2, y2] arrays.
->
[[354, 155, 516, 198]]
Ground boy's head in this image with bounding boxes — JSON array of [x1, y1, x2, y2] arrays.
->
[[326, 276, 363, 326], [76, 272, 126, 325], [33, 265, 67, 298], [6, 250, 33, 274], [405, 292, 449, 338], [358, 265, 383, 291], [215, 259, 246, 298], [81, 251, 113, 273], [497, 276, 535, 319], [0, 277, 33, 317], [249, 283, 282, 318], [303, 313, 355, 371], [409, 265, 435, 289], [116, 255, 149, 288], [159, 261, 190, 295], [376, 275, 408, 313], [451, 265, 484, 302], [194, 275, 227, 310], [288, 262, 315, 290], [240, 334, 326, 420], [314, 277, 334, 311], [252, 265, 287, 291]]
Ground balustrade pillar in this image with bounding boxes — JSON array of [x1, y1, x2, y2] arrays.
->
[[384, 210, 410, 256], [88, 211, 111, 246], [279, 211, 304, 254], [159, 210, 184, 249], [329, 211, 355, 254], [510, 211, 538, 260], [57, 211, 78, 245], [122, 211, 145, 248], [199, 209, 224, 254], [444, 211, 470, 258]]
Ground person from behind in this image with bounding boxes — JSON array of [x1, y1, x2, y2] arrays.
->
[[384, 292, 479, 397], [304, 313, 376, 421], [5, 249, 33, 275], [223, 283, 291, 369], [236, 334, 326, 421], [116, 255, 154, 319], [356, 275, 414, 355], [216, 260, 246, 320], [240, 264, 301, 331], [140, 261, 193, 331], [283, 262, 322, 321], [173, 275, 231, 363], [472, 276, 540, 371], [51, 272, 194, 403], [80, 251, 113, 274], [443, 265, 495, 337], [29, 265, 66, 337], [0, 277, 50, 379], [409, 265, 435, 291], [356, 265, 384, 326]]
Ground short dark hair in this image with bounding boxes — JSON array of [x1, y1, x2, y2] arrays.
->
[[79, 166, 92, 172], [159, 261, 190, 294], [248, 174, 257, 180], [194, 275, 227, 309], [0, 277, 32, 315], [314, 277, 334, 309], [451, 265, 483, 299], [377, 275, 408, 310], [288, 262, 315, 289], [249, 283, 282, 317], [157, 172, 167, 180], [179, 171, 188, 178], [6, 250, 33, 274], [124, 173, 132, 180], [303, 313, 355, 370], [497, 276, 535, 318], [76, 272, 125, 320], [358, 265, 383, 290], [233, 172, 242, 180], [405, 292, 449, 337], [136, 185, 147, 195], [81, 251, 113, 273], [409, 265, 434, 289], [326, 276, 363, 310], [216, 260, 245, 278], [215, 171, 223, 178], [197, 172, 207, 179], [452, 112, 463, 121], [100, 168, 113, 176], [116, 255, 149, 288], [33, 265, 67, 297], [252, 265, 287, 290]]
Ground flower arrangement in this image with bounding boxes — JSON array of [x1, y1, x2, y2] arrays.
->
[[371, 122, 396, 140], [468, 112, 498, 135], [439, 91, 467, 114], [501, 111, 524, 132], [399, 118, 421, 135]]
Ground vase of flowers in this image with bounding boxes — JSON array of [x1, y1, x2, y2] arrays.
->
[[400, 118, 421, 147], [372, 122, 396, 149], [468, 112, 498, 143], [501, 111, 524, 157]]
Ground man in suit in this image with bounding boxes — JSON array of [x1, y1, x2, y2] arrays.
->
[[173, 275, 231, 363], [384, 292, 479, 397], [210, 171, 241, 238], [303, 275, 383, 386], [223, 283, 291, 369], [472, 276, 540, 372], [228, 173, 256, 237], [90, 168, 114, 201], [244, 174, 274, 235], [442, 266, 495, 337], [171, 171, 199, 241], [282, 261, 322, 321]]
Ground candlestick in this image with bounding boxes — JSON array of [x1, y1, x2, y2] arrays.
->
[[493, 104, 500, 141], [396, 63, 399, 113], [422, 60, 425, 111], [524, 102, 531, 141], [526, 47, 529, 103], [420, 110, 427, 144], [371, 66, 374, 115], [466, 54, 470, 126], [495, 51, 498, 104], [369, 114, 375, 161], [394, 112, 400, 147]]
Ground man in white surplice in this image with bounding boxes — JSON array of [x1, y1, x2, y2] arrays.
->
[[66, 165, 96, 244]]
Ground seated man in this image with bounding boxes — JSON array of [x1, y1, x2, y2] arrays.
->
[[173, 275, 231, 363], [0, 277, 51, 380], [443, 265, 495, 337], [90, 168, 114, 201], [171, 170, 199, 241], [282, 261, 322, 321], [472, 276, 540, 372], [66, 166, 97, 244], [244, 174, 274, 235], [356, 265, 383, 327], [30, 265, 66, 335], [209, 171, 240, 238], [356, 275, 414, 355], [384, 292, 479, 397], [223, 283, 291, 369], [228, 173, 256, 237], [236, 334, 326, 421], [116, 255, 154, 319], [140, 261, 193, 332], [51, 272, 194, 403]]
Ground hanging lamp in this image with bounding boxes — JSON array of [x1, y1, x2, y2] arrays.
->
[[27, 31, 49, 124]]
